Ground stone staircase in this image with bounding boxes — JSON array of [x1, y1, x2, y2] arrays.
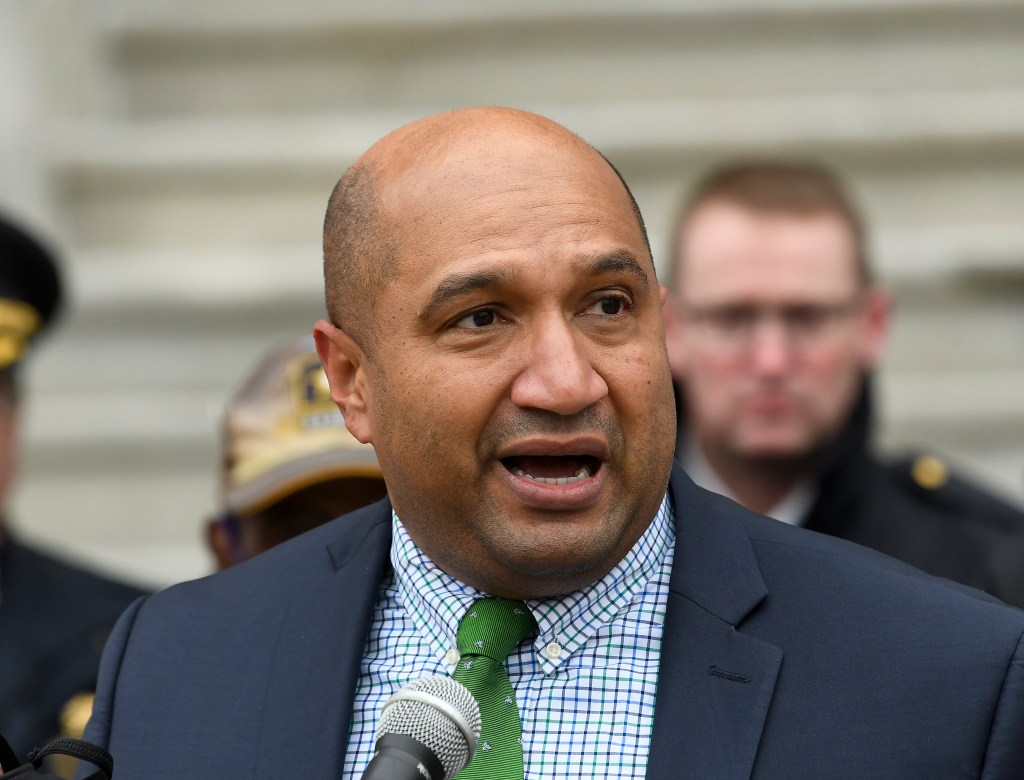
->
[[5, 0, 1024, 586]]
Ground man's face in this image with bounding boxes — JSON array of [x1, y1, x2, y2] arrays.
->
[[665, 201, 888, 463], [318, 127, 675, 598]]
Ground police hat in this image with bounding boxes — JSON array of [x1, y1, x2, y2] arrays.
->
[[0, 213, 63, 369]]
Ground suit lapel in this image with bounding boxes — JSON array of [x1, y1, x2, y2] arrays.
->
[[250, 469, 779, 778], [255, 502, 393, 779], [647, 467, 782, 780]]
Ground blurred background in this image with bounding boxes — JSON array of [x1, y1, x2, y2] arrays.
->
[[2, 0, 1023, 590]]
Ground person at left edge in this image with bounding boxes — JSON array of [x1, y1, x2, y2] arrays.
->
[[0, 213, 147, 762]]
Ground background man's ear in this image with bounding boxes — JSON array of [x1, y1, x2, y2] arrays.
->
[[858, 287, 892, 369], [313, 320, 374, 444]]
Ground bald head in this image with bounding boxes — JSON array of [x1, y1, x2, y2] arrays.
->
[[316, 106, 673, 598], [322, 108, 649, 349], [322, 162, 393, 350]]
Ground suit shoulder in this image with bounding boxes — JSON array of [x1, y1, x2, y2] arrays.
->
[[689, 482, 937, 586], [739, 504, 1023, 627], [677, 480, 1024, 647], [738, 504, 923, 575], [141, 498, 391, 618]]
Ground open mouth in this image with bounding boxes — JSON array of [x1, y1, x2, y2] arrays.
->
[[500, 455, 601, 486]]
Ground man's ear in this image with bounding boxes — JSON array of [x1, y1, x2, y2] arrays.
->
[[313, 319, 374, 444], [858, 286, 892, 369]]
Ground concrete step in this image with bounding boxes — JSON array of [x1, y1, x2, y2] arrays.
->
[[48, 90, 1024, 176], [85, 0, 1024, 119], [63, 246, 325, 306], [96, 0, 1024, 33], [41, 91, 1024, 277]]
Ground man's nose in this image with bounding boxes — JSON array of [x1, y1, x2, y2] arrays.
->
[[510, 317, 608, 415], [748, 318, 794, 376]]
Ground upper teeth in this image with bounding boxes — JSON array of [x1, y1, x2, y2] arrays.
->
[[511, 466, 591, 485]]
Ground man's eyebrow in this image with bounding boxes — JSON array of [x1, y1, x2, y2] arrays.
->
[[418, 253, 650, 322], [419, 267, 522, 321], [584, 252, 651, 291]]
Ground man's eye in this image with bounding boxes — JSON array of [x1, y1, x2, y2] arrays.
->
[[455, 309, 497, 329], [708, 307, 753, 332], [585, 296, 628, 316], [785, 306, 828, 333]]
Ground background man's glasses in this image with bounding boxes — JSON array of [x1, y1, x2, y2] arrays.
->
[[677, 296, 864, 350]]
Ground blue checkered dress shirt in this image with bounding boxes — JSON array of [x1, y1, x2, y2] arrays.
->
[[342, 494, 675, 779]]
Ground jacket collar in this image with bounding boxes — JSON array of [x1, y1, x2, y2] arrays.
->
[[645, 464, 781, 779], [666, 463, 768, 624], [255, 501, 393, 779]]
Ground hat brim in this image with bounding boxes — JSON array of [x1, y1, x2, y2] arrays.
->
[[225, 449, 383, 517]]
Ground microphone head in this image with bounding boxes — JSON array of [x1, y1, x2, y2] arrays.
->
[[378, 675, 481, 780]]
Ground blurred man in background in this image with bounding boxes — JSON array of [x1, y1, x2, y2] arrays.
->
[[206, 335, 387, 569], [664, 160, 1024, 603], [0, 213, 146, 762]]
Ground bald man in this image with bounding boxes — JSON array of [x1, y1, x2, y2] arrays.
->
[[79, 109, 1023, 779]]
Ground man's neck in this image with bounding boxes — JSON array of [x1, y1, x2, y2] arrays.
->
[[683, 434, 810, 517]]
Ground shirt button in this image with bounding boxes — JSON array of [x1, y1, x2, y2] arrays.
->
[[543, 641, 562, 660], [445, 648, 461, 665]]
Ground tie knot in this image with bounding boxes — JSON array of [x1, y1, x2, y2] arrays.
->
[[456, 598, 536, 662]]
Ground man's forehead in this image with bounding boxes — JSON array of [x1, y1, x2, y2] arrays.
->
[[380, 138, 599, 217], [678, 203, 859, 288], [347, 107, 653, 285]]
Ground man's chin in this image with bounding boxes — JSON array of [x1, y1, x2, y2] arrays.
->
[[483, 524, 628, 591], [733, 432, 817, 464]]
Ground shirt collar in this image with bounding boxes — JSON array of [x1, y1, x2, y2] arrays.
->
[[391, 493, 675, 673], [391, 518, 479, 665]]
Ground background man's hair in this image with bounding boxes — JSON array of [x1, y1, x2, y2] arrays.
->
[[670, 160, 871, 289], [322, 163, 398, 353]]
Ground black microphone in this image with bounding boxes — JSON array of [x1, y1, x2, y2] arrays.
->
[[0, 734, 112, 780], [361, 676, 481, 780]]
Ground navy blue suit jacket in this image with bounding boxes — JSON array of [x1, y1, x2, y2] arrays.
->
[[81, 465, 1024, 778]]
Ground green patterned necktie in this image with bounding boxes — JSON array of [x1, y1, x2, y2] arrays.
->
[[451, 598, 537, 780]]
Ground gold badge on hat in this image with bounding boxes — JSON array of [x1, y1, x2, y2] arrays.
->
[[287, 353, 345, 432], [0, 299, 41, 369]]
